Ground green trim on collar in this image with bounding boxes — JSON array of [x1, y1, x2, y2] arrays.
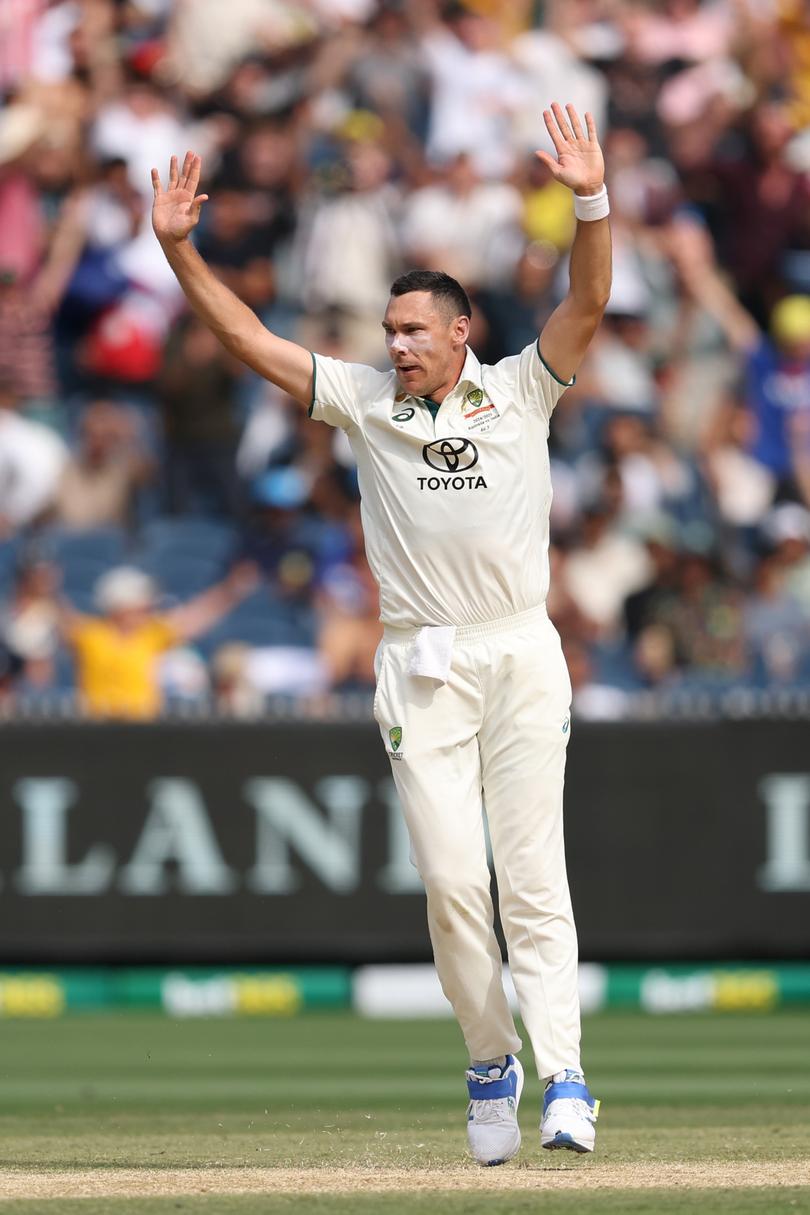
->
[[537, 339, 576, 387], [422, 397, 441, 423], [307, 351, 317, 418]]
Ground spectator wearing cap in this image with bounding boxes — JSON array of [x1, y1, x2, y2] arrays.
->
[[62, 560, 258, 719], [241, 467, 334, 603]]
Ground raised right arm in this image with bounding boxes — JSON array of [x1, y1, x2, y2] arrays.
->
[[152, 152, 313, 407]]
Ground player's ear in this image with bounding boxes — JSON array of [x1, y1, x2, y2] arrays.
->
[[452, 313, 471, 347]]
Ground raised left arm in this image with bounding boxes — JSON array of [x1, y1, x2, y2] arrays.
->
[[536, 103, 612, 385]]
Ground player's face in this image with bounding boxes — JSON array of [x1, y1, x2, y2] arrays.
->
[[383, 292, 466, 399]]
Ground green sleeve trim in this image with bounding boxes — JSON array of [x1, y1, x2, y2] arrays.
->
[[307, 351, 317, 418], [536, 339, 575, 387]]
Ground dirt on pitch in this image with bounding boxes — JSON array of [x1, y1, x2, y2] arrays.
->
[[2, 1161, 809, 1201]]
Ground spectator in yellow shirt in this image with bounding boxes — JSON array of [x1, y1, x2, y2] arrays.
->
[[63, 562, 257, 719]]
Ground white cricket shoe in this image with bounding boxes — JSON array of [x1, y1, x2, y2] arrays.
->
[[541, 1068, 600, 1153], [465, 1054, 524, 1166]]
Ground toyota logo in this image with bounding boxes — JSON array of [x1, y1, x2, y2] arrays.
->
[[422, 437, 479, 472]]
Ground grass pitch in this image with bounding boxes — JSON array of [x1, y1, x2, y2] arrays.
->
[[0, 1009, 808, 1213]]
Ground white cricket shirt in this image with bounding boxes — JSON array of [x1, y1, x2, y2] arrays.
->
[[310, 341, 572, 629]]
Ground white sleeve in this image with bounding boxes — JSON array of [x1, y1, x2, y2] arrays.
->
[[493, 340, 575, 423], [308, 353, 386, 431]]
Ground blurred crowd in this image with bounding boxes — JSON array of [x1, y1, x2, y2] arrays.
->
[[1, 0, 810, 719]]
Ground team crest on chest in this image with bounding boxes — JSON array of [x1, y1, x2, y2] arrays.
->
[[462, 388, 501, 435]]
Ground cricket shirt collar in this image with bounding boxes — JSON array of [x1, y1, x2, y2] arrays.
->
[[396, 345, 484, 411]]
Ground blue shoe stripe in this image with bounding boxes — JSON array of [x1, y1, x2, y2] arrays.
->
[[543, 1080, 593, 1111], [467, 1075, 516, 1101]]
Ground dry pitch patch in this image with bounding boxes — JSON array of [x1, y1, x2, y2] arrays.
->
[[2, 1160, 809, 1201]]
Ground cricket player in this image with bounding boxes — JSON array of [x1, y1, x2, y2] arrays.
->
[[152, 101, 611, 1165]]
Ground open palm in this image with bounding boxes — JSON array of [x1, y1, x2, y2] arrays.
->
[[151, 152, 209, 243], [536, 103, 604, 195]]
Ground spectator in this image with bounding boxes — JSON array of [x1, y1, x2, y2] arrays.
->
[[702, 394, 777, 531], [53, 400, 154, 530], [0, 377, 67, 536], [62, 561, 258, 719], [241, 468, 334, 602], [763, 503, 810, 614], [417, 3, 530, 178], [0, 554, 62, 695], [401, 152, 523, 290], [0, 0, 808, 711], [563, 502, 652, 636], [297, 126, 401, 363], [157, 314, 244, 518], [0, 267, 57, 405], [638, 542, 749, 681], [679, 101, 810, 324], [211, 642, 265, 716], [744, 550, 810, 685], [195, 185, 275, 313], [745, 296, 810, 504], [624, 516, 682, 643], [30, 157, 143, 321]]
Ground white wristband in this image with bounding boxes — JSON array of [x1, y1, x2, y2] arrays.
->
[[574, 185, 609, 222]]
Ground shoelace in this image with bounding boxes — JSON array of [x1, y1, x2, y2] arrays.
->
[[466, 1067, 515, 1124], [467, 1096, 514, 1124], [546, 1095, 596, 1123]]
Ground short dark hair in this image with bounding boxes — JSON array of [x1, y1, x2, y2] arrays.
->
[[389, 270, 471, 319]]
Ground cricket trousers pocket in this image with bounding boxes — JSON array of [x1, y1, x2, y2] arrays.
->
[[373, 604, 580, 1080]]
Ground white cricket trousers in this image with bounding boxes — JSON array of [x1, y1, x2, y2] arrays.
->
[[373, 604, 581, 1081]]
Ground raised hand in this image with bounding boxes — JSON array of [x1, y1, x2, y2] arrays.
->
[[536, 103, 605, 196], [151, 152, 209, 244]]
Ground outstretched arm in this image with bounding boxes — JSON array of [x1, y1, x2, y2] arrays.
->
[[152, 153, 313, 407], [164, 561, 261, 643], [665, 218, 760, 353], [536, 104, 612, 384]]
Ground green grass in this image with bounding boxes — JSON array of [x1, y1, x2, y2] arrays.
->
[[3, 1196, 810, 1215], [0, 1010, 808, 1212]]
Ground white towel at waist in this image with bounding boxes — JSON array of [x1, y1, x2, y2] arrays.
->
[[406, 624, 456, 684]]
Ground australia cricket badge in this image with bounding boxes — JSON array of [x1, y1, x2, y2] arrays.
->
[[462, 388, 500, 434]]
